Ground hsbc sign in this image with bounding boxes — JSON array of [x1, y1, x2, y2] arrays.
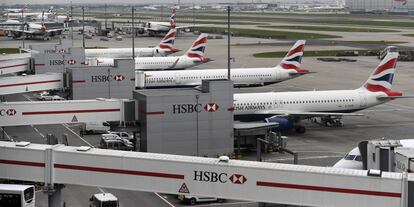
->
[[193, 171, 247, 184], [91, 74, 125, 83], [172, 103, 219, 114], [0, 109, 16, 116]]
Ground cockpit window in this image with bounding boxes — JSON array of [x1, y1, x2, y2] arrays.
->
[[344, 154, 356, 160], [355, 155, 363, 162]]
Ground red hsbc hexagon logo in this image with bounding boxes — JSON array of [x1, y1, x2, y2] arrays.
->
[[204, 103, 219, 112], [229, 174, 247, 184], [58, 49, 66, 53], [67, 59, 76, 65], [114, 74, 125, 81]]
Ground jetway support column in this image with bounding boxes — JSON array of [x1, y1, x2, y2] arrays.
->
[[44, 184, 64, 207]]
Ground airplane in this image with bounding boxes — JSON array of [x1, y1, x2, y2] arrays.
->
[[333, 139, 414, 170], [135, 40, 310, 88], [2, 12, 64, 40], [91, 33, 210, 70], [233, 52, 409, 134], [85, 28, 180, 58], [135, 8, 193, 36]]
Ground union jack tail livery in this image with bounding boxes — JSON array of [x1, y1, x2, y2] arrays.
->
[[362, 52, 402, 97], [170, 8, 176, 29], [185, 33, 210, 62], [41, 11, 46, 32], [277, 40, 308, 74], [158, 28, 180, 53]]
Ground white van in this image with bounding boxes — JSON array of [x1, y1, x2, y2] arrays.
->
[[82, 122, 110, 135], [108, 131, 134, 141], [178, 195, 224, 205], [90, 193, 119, 207]]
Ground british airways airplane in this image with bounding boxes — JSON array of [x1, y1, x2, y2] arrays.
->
[[93, 33, 210, 70], [233, 52, 408, 134], [135, 40, 309, 88], [85, 28, 180, 58]]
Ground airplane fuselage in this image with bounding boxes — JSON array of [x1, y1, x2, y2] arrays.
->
[[233, 89, 386, 118], [139, 67, 294, 88], [85, 47, 171, 58], [94, 56, 204, 70]]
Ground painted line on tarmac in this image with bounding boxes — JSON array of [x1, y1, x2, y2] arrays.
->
[[154, 192, 176, 207], [0, 127, 11, 140], [196, 201, 256, 206], [62, 123, 93, 147], [32, 127, 45, 138]]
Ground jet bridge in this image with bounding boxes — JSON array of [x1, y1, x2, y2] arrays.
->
[[0, 141, 412, 207], [0, 53, 32, 75], [0, 99, 134, 126], [0, 73, 63, 95]]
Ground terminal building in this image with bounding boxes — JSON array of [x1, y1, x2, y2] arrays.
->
[[346, 0, 414, 13]]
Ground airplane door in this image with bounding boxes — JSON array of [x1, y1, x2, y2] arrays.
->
[[175, 72, 181, 84], [359, 91, 367, 108], [274, 100, 283, 109]]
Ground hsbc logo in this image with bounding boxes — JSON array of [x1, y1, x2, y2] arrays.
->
[[113, 74, 125, 81], [67, 59, 76, 65], [173, 103, 219, 114], [0, 109, 16, 116], [229, 174, 247, 184], [58, 49, 66, 53], [193, 171, 247, 185], [204, 103, 219, 112]]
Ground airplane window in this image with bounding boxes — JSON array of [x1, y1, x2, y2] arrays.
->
[[344, 154, 356, 160], [355, 155, 363, 162]]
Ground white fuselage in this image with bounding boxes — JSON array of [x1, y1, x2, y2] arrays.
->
[[233, 89, 386, 116], [85, 47, 170, 58], [140, 67, 292, 88], [94, 56, 203, 70]]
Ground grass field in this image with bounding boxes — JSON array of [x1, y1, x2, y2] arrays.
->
[[253, 50, 377, 58], [0, 48, 20, 54], [196, 27, 341, 39], [402, 34, 414, 37], [258, 25, 398, 33]]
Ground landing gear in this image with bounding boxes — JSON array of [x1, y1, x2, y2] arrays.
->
[[295, 126, 306, 134], [312, 117, 344, 127]]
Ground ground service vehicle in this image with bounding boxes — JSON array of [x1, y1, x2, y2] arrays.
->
[[100, 134, 134, 151], [89, 193, 119, 207], [82, 122, 110, 135], [178, 195, 224, 205], [108, 131, 134, 141], [0, 184, 35, 207]]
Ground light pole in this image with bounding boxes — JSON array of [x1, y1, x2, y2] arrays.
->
[[82, 6, 85, 48], [227, 6, 231, 80], [132, 6, 135, 59]]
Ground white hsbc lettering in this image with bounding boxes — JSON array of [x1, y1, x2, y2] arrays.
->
[[91, 75, 112, 83], [193, 171, 228, 183]]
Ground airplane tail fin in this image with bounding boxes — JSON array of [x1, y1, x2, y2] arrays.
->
[[362, 51, 402, 97], [158, 28, 180, 53], [185, 33, 210, 62], [170, 8, 176, 29], [41, 11, 46, 32], [276, 40, 308, 74]]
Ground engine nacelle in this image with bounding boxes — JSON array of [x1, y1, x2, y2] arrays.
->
[[137, 28, 145, 34], [265, 117, 294, 130]]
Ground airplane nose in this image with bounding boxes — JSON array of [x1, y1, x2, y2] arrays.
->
[[332, 159, 363, 170]]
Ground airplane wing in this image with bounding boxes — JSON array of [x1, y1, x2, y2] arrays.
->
[[377, 95, 414, 100], [167, 58, 180, 69], [253, 110, 364, 118]]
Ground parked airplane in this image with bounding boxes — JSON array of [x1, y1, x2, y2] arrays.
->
[[85, 28, 180, 58], [136, 8, 193, 36], [2, 12, 63, 40], [91, 33, 210, 70], [333, 139, 414, 170], [233, 52, 408, 134], [135, 40, 309, 88]]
